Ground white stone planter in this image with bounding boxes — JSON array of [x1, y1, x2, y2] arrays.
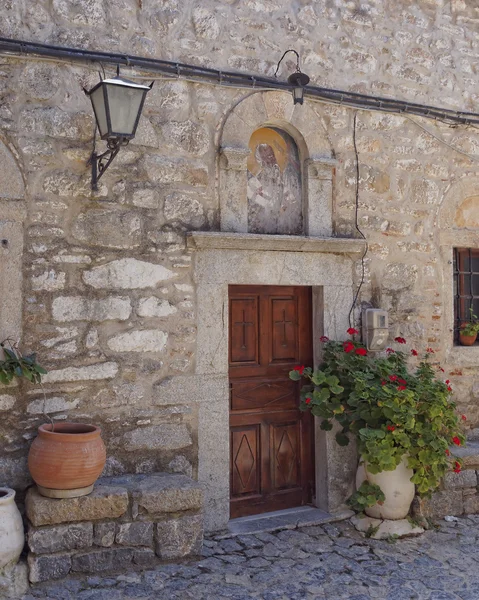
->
[[356, 455, 415, 520], [0, 488, 24, 571]]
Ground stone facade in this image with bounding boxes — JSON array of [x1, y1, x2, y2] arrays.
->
[[0, 0, 479, 534], [25, 473, 204, 583]]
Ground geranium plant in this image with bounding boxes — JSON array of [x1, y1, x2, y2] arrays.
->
[[290, 330, 465, 498]]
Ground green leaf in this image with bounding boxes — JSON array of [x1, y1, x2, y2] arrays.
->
[[289, 370, 301, 381], [335, 432, 350, 446], [320, 420, 333, 431]]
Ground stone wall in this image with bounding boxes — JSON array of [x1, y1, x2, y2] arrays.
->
[[25, 473, 204, 583], [1, 0, 479, 520]]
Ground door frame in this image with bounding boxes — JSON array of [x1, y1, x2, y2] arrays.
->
[[189, 233, 361, 532]]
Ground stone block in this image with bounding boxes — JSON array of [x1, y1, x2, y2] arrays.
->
[[26, 486, 128, 527], [28, 522, 93, 554], [93, 522, 116, 547], [464, 493, 479, 514], [42, 362, 119, 384], [115, 522, 153, 547], [131, 474, 203, 516], [444, 469, 478, 490], [412, 490, 464, 519], [83, 258, 175, 290], [107, 330, 168, 353], [71, 548, 133, 574], [132, 548, 157, 567], [155, 514, 203, 560], [52, 296, 131, 322], [72, 209, 142, 249], [0, 395, 15, 411], [137, 297, 177, 318], [123, 425, 192, 452], [28, 553, 72, 583], [0, 562, 29, 599]]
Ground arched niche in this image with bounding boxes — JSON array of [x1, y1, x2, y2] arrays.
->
[[219, 91, 335, 237]]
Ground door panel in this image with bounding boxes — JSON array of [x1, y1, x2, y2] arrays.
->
[[231, 426, 260, 497], [229, 285, 314, 518]]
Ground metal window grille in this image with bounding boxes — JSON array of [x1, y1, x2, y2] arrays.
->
[[453, 247, 479, 344]]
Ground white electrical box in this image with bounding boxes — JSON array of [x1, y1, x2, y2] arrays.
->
[[362, 308, 389, 351]]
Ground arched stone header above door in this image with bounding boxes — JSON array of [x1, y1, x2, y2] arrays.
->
[[218, 91, 336, 237]]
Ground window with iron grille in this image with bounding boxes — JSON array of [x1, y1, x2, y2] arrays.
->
[[453, 248, 479, 344]]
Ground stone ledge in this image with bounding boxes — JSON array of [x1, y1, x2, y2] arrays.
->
[[25, 473, 205, 584], [187, 231, 366, 255], [98, 473, 204, 515], [26, 485, 129, 527]]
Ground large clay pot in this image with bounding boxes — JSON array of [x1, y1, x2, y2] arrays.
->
[[28, 423, 106, 499], [0, 488, 24, 571], [356, 455, 415, 520]]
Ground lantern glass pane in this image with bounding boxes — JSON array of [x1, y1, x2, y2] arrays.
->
[[90, 86, 109, 137], [106, 84, 145, 136], [293, 87, 304, 104]]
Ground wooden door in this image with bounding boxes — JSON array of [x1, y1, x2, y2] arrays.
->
[[229, 285, 314, 518]]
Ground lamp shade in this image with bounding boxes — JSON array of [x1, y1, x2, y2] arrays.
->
[[288, 71, 310, 106], [87, 76, 152, 140]]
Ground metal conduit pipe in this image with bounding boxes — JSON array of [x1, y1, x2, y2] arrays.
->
[[1, 36, 479, 125]]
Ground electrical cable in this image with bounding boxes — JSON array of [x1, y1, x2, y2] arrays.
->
[[348, 112, 368, 329]]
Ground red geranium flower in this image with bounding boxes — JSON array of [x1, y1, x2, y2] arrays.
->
[[411, 349, 418, 356], [439, 367, 445, 372], [426, 347, 435, 353], [454, 461, 461, 474], [347, 327, 359, 335], [462, 414, 467, 421], [387, 425, 396, 431], [386, 348, 395, 354], [445, 380, 450, 384], [394, 337, 406, 344], [398, 378, 407, 384], [320, 336, 329, 342], [389, 375, 398, 382], [452, 436, 461, 446], [397, 385, 407, 391], [355, 347, 367, 356], [381, 380, 387, 386], [294, 365, 305, 375], [445, 449, 450, 456], [305, 397, 311, 404], [343, 341, 354, 353], [447, 386, 452, 392]]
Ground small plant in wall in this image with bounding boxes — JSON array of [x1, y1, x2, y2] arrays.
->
[[0, 339, 106, 499], [290, 330, 466, 519]]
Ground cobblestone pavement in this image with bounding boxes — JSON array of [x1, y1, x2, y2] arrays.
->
[[23, 516, 479, 600]]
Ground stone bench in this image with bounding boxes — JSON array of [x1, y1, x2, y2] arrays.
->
[[413, 441, 479, 520], [25, 473, 204, 584]]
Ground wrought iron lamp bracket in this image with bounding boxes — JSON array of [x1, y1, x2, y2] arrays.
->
[[89, 138, 129, 191]]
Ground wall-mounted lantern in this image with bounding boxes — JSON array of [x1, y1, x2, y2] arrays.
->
[[85, 67, 153, 190], [275, 49, 310, 106]]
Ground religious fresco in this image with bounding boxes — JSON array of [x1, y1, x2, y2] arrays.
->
[[247, 127, 303, 235]]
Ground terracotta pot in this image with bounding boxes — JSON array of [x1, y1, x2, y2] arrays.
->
[[459, 332, 477, 346], [28, 423, 106, 498], [356, 455, 415, 520], [0, 488, 24, 570]]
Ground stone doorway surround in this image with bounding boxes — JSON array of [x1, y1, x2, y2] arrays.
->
[[188, 231, 365, 532], [186, 91, 367, 532]]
